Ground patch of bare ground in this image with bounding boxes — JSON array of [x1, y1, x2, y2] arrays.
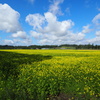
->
[[47, 93, 100, 100], [47, 93, 75, 100]]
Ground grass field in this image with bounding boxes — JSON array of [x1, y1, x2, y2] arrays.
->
[[0, 49, 100, 100]]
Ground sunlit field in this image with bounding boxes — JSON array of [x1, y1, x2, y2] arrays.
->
[[0, 49, 100, 100]]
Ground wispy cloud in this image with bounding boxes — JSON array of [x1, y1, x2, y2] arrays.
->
[[49, 0, 64, 15], [92, 13, 100, 26], [65, 7, 71, 15], [97, 7, 100, 11], [28, 0, 34, 4]]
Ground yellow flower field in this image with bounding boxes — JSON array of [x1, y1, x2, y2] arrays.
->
[[0, 49, 100, 100]]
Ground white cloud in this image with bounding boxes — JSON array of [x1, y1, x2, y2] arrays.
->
[[92, 13, 100, 25], [28, 0, 34, 3], [26, 12, 74, 35], [82, 25, 92, 33], [70, 33, 85, 41], [0, 3, 21, 33], [39, 32, 85, 45], [25, 1, 100, 45], [49, 0, 64, 15], [26, 14, 45, 29], [13, 39, 21, 44], [21, 38, 32, 45], [96, 31, 100, 36], [26, 12, 87, 45], [12, 31, 28, 39], [39, 39, 53, 44], [30, 31, 42, 39], [11, 31, 32, 45], [97, 7, 100, 11], [14, 38, 32, 45], [86, 30, 100, 44], [65, 7, 70, 15], [87, 37, 100, 44], [1, 1, 85, 45], [3, 40, 14, 45], [0, 4, 33, 45], [41, 12, 74, 37], [2, 38, 32, 46]]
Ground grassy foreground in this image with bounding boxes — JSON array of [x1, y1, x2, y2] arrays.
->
[[0, 49, 100, 100]]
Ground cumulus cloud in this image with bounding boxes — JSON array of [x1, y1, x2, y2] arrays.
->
[[38, 32, 85, 45], [26, 11, 87, 45], [70, 33, 85, 41], [86, 37, 100, 44], [41, 12, 74, 36], [86, 30, 100, 45], [96, 31, 100, 36], [26, 12, 82, 45], [3, 39, 14, 45], [26, 1, 100, 45], [12, 31, 28, 39], [82, 25, 92, 33], [92, 13, 100, 25], [82, 14, 100, 44], [14, 38, 32, 45], [0, 3, 21, 33], [30, 31, 42, 39], [0, 4, 32, 45], [22, 39, 32, 45], [26, 14, 45, 29], [11, 31, 32, 45], [49, 0, 64, 15], [1, 1, 100, 45], [2, 38, 32, 46]]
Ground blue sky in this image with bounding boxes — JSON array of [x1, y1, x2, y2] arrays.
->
[[0, 0, 100, 45]]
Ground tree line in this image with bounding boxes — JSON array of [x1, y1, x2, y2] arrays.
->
[[0, 44, 100, 49]]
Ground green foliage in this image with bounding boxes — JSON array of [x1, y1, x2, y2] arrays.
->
[[0, 50, 100, 100], [0, 44, 100, 49]]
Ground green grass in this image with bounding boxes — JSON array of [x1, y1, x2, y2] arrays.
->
[[0, 49, 100, 100]]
